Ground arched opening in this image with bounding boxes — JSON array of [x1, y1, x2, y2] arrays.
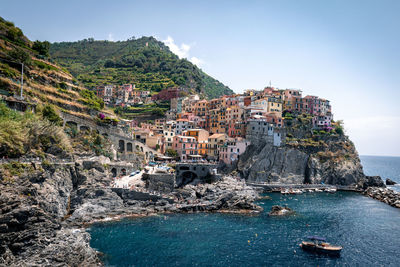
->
[[127, 142, 133, 152], [80, 125, 90, 132], [121, 168, 127, 176], [111, 168, 117, 177], [66, 121, 78, 129], [177, 171, 198, 187], [118, 140, 125, 152]]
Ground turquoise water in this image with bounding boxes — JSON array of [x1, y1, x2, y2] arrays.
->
[[89, 156, 400, 266]]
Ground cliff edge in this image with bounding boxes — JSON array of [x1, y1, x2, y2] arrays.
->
[[237, 119, 368, 186]]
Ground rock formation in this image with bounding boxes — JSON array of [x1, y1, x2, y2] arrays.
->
[[237, 134, 372, 186], [268, 205, 295, 216], [386, 178, 397, 186], [0, 159, 260, 265]]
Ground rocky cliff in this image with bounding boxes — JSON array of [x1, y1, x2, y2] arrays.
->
[[237, 133, 367, 186], [0, 158, 260, 266]]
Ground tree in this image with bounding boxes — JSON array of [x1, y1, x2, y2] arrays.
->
[[165, 149, 178, 157], [32, 41, 50, 57], [8, 48, 30, 64]]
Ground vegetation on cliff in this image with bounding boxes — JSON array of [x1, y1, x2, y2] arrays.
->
[[49, 36, 233, 98], [0, 101, 70, 158], [0, 16, 107, 117]]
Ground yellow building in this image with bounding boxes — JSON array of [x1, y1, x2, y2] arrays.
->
[[267, 96, 283, 113], [207, 133, 227, 160]]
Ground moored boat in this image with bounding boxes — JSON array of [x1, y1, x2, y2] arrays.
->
[[324, 188, 337, 193], [300, 236, 342, 256], [281, 189, 290, 195]]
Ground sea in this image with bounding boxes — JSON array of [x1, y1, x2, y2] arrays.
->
[[89, 155, 400, 266]]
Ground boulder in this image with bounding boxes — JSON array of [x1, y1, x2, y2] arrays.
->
[[268, 205, 295, 216], [359, 176, 385, 189], [386, 178, 397, 186]]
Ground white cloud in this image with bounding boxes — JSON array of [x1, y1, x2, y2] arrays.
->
[[108, 33, 114, 41], [162, 36, 204, 66], [190, 57, 204, 67]]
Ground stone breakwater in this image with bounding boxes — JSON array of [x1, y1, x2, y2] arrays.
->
[[0, 160, 260, 266], [363, 187, 400, 209]]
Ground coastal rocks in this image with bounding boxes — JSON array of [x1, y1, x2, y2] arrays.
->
[[306, 155, 365, 185], [238, 142, 308, 184], [268, 205, 295, 216], [237, 135, 367, 186], [0, 160, 262, 265], [386, 178, 397, 186], [358, 176, 385, 190], [173, 177, 262, 213], [363, 187, 400, 208], [0, 165, 100, 266]]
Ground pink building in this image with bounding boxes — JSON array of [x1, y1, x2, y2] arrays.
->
[[304, 95, 323, 115], [172, 136, 198, 161], [122, 84, 133, 92], [219, 138, 250, 165]]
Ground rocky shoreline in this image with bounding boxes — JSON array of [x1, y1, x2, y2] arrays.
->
[[363, 187, 400, 209], [1, 155, 397, 266], [0, 160, 261, 266]]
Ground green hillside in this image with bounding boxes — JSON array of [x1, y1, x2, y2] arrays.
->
[[49, 37, 233, 98]]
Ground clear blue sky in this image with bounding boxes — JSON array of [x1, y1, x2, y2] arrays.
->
[[1, 0, 399, 156]]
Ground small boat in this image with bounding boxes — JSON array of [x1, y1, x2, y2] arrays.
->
[[300, 236, 342, 256], [324, 188, 337, 193], [281, 189, 290, 195], [314, 188, 323, 192]]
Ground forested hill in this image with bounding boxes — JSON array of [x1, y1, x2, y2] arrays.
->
[[49, 37, 233, 98]]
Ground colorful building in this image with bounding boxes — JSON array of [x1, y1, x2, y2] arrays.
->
[[219, 138, 250, 165], [172, 136, 198, 161]]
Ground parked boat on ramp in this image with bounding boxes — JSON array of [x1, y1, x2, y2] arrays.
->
[[300, 236, 342, 256]]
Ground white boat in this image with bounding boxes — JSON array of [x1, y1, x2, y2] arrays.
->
[[290, 189, 303, 194], [315, 188, 323, 192], [281, 189, 290, 195], [324, 188, 337, 193]]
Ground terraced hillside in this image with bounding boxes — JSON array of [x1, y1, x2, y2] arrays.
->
[[50, 37, 233, 99], [0, 16, 108, 119]]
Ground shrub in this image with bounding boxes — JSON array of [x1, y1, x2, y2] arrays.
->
[[335, 126, 344, 135], [79, 89, 104, 110], [0, 101, 71, 158], [165, 149, 178, 157], [41, 104, 63, 125]]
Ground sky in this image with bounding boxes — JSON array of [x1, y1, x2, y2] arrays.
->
[[1, 0, 399, 156]]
